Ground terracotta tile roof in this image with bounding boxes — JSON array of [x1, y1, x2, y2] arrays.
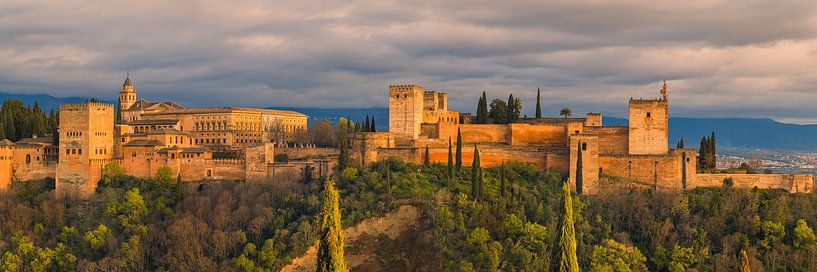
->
[[127, 119, 179, 125], [123, 139, 164, 146], [0, 139, 16, 146], [143, 107, 307, 118]]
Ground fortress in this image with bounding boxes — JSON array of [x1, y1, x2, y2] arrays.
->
[[0, 76, 332, 197], [351, 83, 814, 194], [0, 79, 813, 196]]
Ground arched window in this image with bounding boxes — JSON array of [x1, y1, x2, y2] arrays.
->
[[171, 153, 175, 159], [25, 155, 31, 164]]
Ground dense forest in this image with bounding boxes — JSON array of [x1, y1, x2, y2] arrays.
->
[[1, 156, 816, 271], [1, 99, 59, 142]]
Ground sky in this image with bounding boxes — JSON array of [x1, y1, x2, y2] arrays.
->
[[2, 0, 817, 122]]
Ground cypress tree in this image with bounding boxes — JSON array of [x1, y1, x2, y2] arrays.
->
[[576, 142, 583, 195], [699, 137, 708, 170], [679, 138, 684, 148], [555, 180, 579, 272], [475, 96, 484, 124], [424, 145, 430, 167], [337, 131, 349, 173], [471, 144, 481, 201], [506, 94, 515, 124], [447, 137, 453, 179], [0, 121, 5, 140], [535, 87, 542, 118], [477, 91, 489, 123], [316, 178, 348, 272], [710, 131, 717, 169], [370, 118, 376, 132], [499, 162, 505, 196], [51, 112, 59, 146], [364, 116, 370, 133], [740, 250, 751, 272], [116, 98, 121, 122], [455, 127, 463, 174]]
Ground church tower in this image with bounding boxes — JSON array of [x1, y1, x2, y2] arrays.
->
[[119, 73, 136, 115]]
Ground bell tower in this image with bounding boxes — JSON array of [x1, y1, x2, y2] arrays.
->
[[119, 72, 137, 114]]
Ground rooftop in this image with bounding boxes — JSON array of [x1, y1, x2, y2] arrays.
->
[[142, 107, 307, 117], [124, 139, 164, 146]]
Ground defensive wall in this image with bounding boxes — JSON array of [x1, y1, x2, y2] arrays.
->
[[693, 173, 814, 193]]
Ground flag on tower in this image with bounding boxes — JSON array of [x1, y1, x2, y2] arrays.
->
[[661, 80, 667, 99]]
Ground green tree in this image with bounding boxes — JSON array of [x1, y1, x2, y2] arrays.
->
[[560, 107, 572, 120], [364, 115, 370, 133], [576, 141, 583, 195], [448, 137, 454, 179], [84, 224, 110, 250], [477, 91, 489, 124], [370, 118, 376, 132], [740, 250, 751, 272], [0, 121, 5, 140], [337, 134, 349, 172], [155, 166, 174, 184], [471, 145, 482, 201], [456, 127, 463, 174], [535, 87, 542, 119], [488, 99, 508, 124], [760, 220, 785, 250], [507, 93, 521, 123], [589, 239, 648, 272], [794, 219, 816, 249], [499, 162, 505, 196], [101, 162, 124, 185], [554, 181, 578, 272], [316, 178, 348, 272], [424, 145, 430, 167]]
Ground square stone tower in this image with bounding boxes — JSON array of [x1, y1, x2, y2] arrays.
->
[[628, 98, 668, 155], [56, 102, 115, 197], [389, 85, 424, 144]]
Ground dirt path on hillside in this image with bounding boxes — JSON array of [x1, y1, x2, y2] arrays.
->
[[280, 205, 420, 272]]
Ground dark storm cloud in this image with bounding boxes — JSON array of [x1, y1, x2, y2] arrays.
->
[[1, 0, 817, 122]]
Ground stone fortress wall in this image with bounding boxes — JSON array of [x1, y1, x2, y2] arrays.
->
[[352, 83, 814, 195]]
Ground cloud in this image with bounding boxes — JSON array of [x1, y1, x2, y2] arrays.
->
[[1, 0, 817, 121]]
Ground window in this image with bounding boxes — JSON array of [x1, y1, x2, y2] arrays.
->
[[581, 143, 587, 151], [71, 149, 76, 155], [25, 155, 31, 164], [78, 149, 81, 155], [647, 112, 651, 117], [206, 169, 212, 177]]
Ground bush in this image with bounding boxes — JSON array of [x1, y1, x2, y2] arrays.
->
[[274, 154, 289, 163]]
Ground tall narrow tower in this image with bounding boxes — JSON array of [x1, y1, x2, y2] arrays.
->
[[0, 140, 14, 190], [628, 82, 669, 155], [388, 85, 424, 145], [56, 102, 115, 197], [119, 73, 137, 115]]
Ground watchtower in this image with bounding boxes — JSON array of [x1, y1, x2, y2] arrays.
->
[[56, 102, 115, 197], [628, 82, 669, 155], [389, 85, 424, 144]]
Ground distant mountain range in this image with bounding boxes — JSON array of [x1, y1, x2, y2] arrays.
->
[[3, 92, 816, 151]]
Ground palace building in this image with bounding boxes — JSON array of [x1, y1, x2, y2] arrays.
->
[[0, 75, 325, 197]]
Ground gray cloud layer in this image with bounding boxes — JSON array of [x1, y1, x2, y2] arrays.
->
[[2, 0, 817, 121]]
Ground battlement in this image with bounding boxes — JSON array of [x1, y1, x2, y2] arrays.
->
[[629, 98, 668, 104], [61, 101, 115, 110], [389, 84, 423, 90]]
